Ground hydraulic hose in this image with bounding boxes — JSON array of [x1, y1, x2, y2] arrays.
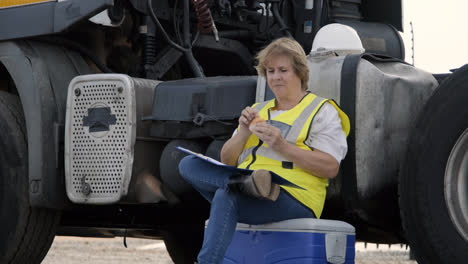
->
[[191, 0, 215, 34], [147, 0, 204, 77], [147, 0, 187, 53], [183, 0, 204, 77], [313, 0, 323, 36], [271, 2, 293, 38]]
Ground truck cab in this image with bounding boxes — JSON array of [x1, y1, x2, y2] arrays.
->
[[0, 1, 467, 263]]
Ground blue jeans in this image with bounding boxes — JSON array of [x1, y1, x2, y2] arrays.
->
[[178, 155, 315, 264]]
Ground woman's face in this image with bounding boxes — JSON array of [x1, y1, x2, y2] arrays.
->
[[265, 54, 302, 99]]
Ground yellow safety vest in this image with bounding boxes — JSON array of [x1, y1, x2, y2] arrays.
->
[[237, 93, 350, 218]]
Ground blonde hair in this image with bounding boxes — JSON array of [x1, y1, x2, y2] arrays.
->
[[255, 38, 309, 91]]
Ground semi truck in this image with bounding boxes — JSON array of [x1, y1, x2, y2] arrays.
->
[[0, 0, 466, 263]]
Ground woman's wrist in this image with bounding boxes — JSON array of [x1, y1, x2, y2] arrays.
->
[[236, 128, 252, 140], [271, 137, 291, 153]]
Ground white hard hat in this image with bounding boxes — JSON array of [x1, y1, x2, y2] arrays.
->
[[310, 23, 365, 55]]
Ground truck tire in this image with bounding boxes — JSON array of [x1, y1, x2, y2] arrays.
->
[[399, 65, 468, 264], [0, 91, 60, 264]]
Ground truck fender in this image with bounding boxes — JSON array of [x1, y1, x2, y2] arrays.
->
[[0, 40, 92, 209]]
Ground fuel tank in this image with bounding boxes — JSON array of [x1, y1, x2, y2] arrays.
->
[[306, 51, 438, 240]]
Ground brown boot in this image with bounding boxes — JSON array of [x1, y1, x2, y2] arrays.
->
[[228, 170, 280, 201]]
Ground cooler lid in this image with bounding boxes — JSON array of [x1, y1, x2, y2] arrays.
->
[[235, 218, 355, 234]]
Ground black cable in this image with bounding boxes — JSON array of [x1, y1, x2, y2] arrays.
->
[[178, 4, 199, 46], [279, 0, 285, 15], [313, 0, 323, 36], [148, 0, 203, 77], [289, 0, 298, 26], [265, 2, 270, 37], [256, 7, 265, 33], [183, 0, 204, 77], [192, 31, 200, 46], [322, 0, 330, 24], [183, 0, 191, 49], [280, 0, 291, 27], [147, 0, 188, 53], [35, 36, 113, 73], [271, 2, 292, 38], [173, 0, 184, 45]]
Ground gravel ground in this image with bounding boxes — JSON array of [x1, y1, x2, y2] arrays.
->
[[42, 236, 418, 264]]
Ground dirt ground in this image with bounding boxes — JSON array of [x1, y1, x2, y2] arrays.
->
[[42, 236, 417, 264]]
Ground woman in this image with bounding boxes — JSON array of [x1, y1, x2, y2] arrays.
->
[[179, 37, 350, 264]]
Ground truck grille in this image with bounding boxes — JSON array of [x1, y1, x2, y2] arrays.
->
[[65, 74, 136, 204]]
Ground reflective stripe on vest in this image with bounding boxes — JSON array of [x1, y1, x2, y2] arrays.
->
[[236, 101, 270, 165], [286, 96, 325, 142], [253, 101, 269, 111], [237, 95, 325, 165]]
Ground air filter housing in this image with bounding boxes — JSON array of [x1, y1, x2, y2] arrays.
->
[[65, 74, 159, 204]]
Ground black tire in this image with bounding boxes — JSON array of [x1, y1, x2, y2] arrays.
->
[[163, 224, 204, 264], [0, 91, 60, 264], [160, 139, 208, 196], [205, 139, 227, 161], [399, 65, 468, 264]]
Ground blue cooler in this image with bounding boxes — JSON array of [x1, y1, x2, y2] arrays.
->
[[223, 218, 355, 264]]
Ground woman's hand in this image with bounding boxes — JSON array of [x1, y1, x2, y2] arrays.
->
[[238, 106, 258, 137], [220, 106, 258, 166], [251, 122, 287, 151]]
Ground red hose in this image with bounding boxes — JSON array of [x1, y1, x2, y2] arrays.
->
[[191, 0, 214, 34]]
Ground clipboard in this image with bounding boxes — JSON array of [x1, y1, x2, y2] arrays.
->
[[177, 146, 305, 189]]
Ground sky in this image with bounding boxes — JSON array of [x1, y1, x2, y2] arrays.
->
[[401, 0, 468, 73]]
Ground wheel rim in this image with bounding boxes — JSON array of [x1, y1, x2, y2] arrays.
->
[[445, 128, 468, 242]]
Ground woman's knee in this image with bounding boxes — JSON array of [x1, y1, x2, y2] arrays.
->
[[178, 155, 200, 180]]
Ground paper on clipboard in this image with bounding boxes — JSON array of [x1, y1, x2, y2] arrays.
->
[[177, 146, 226, 166], [176, 146, 305, 190]]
